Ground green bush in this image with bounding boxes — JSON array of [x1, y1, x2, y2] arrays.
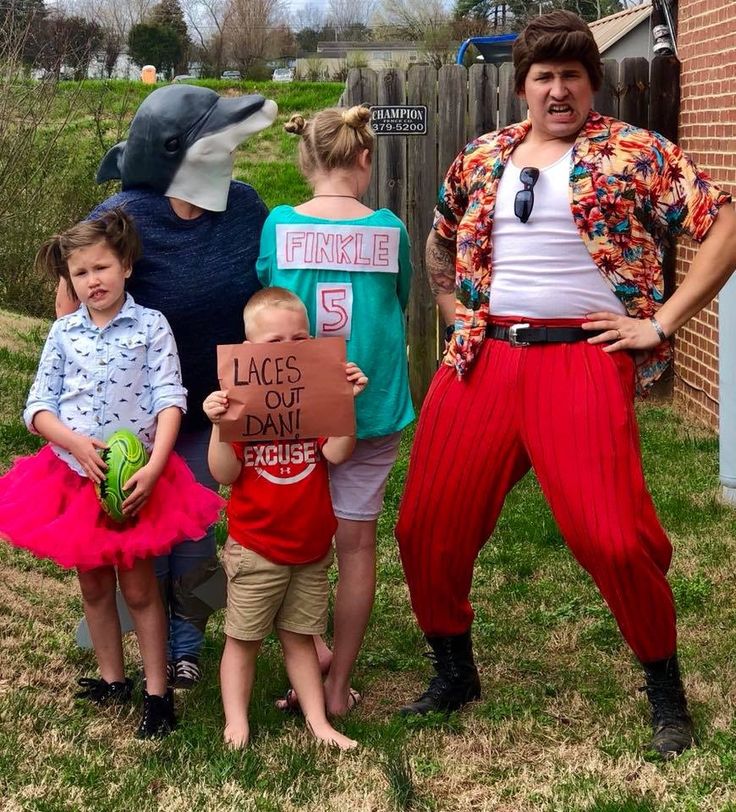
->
[[0, 80, 141, 317], [245, 61, 272, 82], [0, 136, 104, 318]]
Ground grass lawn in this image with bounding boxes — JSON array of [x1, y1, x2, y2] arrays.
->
[[2, 309, 736, 812]]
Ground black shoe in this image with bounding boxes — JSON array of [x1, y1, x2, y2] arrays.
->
[[400, 631, 481, 716], [640, 653, 693, 759], [172, 656, 201, 689], [75, 677, 133, 705], [136, 689, 177, 739]]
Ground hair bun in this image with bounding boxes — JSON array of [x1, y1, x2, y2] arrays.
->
[[341, 105, 372, 129], [284, 114, 307, 135]]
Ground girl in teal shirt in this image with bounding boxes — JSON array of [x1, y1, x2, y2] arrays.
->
[[256, 105, 414, 716]]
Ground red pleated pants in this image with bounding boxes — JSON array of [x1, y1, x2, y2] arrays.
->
[[395, 321, 676, 664]]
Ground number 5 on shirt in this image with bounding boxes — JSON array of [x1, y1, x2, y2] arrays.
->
[[316, 283, 353, 339]]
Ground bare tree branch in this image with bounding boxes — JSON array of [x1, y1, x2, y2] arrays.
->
[[222, 0, 287, 70]]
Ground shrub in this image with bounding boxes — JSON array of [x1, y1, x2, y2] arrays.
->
[[245, 61, 271, 81], [0, 75, 139, 317], [304, 57, 326, 82], [331, 60, 349, 83]]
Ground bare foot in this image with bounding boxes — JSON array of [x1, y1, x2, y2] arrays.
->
[[224, 722, 249, 749], [324, 683, 362, 717], [306, 718, 358, 750], [276, 643, 333, 712]]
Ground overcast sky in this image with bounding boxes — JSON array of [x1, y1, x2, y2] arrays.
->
[[285, 0, 331, 10]]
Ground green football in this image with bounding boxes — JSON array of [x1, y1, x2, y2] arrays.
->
[[95, 429, 149, 522]]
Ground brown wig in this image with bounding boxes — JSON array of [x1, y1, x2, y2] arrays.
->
[[512, 10, 603, 93]]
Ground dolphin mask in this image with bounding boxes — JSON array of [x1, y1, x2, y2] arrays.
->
[[97, 84, 278, 212]]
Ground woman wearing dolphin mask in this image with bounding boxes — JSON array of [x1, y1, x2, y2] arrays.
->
[[56, 84, 279, 688]]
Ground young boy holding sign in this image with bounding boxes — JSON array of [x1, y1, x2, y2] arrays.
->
[[203, 287, 367, 749]]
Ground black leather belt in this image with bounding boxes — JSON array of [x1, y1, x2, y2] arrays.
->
[[486, 323, 602, 347]]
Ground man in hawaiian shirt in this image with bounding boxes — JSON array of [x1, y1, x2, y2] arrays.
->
[[395, 10, 736, 759]]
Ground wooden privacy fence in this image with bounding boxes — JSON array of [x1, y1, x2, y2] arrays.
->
[[343, 55, 680, 407]]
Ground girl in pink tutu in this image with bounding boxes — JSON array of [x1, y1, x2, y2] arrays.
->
[[0, 209, 223, 738]]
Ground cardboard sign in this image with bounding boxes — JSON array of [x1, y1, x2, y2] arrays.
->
[[216, 338, 355, 442]]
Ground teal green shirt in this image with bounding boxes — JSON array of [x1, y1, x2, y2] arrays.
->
[[256, 206, 415, 439]]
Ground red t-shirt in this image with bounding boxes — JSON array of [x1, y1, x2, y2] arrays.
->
[[227, 438, 337, 565]]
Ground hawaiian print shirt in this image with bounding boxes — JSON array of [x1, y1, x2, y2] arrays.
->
[[434, 110, 731, 393]]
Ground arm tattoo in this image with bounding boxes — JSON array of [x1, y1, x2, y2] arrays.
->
[[425, 234, 456, 295]]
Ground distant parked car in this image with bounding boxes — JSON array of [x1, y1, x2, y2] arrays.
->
[[272, 68, 294, 83], [172, 74, 195, 83], [221, 70, 242, 81]]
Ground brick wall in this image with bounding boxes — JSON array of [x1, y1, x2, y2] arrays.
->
[[674, 0, 736, 427]]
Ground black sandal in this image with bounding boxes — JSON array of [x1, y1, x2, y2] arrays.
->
[[276, 687, 302, 714]]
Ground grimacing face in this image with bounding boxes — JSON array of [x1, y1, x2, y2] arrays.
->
[[67, 241, 132, 325], [521, 59, 594, 142]]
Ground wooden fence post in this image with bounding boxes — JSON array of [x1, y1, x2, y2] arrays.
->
[[437, 65, 468, 196], [498, 62, 526, 127], [649, 55, 680, 145], [649, 54, 682, 398], [407, 65, 439, 408], [649, 53, 681, 301], [595, 59, 621, 118], [468, 63, 498, 141], [376, 69, 407, 218], [345, 68, 379, 210], [620, 57, 650, 129]]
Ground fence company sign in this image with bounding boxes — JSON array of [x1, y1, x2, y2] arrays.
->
[[370, 105, 427, 135]]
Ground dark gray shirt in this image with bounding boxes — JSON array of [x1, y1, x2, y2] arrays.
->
[[92, 181, 266, 429]]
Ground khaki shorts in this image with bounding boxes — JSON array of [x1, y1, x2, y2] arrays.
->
[[222, 537, 333, 641]]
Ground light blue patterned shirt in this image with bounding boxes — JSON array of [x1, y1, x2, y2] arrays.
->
[[24, 294, 187, 476]]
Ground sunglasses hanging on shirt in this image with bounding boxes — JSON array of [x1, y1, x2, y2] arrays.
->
[[514, 166, 540, 223]]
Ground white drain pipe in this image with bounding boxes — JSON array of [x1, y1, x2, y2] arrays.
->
[[720, 273, 736, 504]]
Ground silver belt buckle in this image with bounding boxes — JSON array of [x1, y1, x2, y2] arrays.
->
[[508, 322, 531, 347]]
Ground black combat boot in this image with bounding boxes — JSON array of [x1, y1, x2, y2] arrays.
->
[[400, 630, 481, 716], [136, 689, 177, 739], [640, 654, 693, 758]]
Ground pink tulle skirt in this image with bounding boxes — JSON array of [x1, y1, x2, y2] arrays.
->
[[0, 445, 224, 572]]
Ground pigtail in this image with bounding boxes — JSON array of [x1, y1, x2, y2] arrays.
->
[[34, 236, 77, 301], [341, 105, 372, 131], [284, 114, 307, 136]]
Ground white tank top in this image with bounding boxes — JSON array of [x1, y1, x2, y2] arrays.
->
[[489, 149, 625, 318]]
